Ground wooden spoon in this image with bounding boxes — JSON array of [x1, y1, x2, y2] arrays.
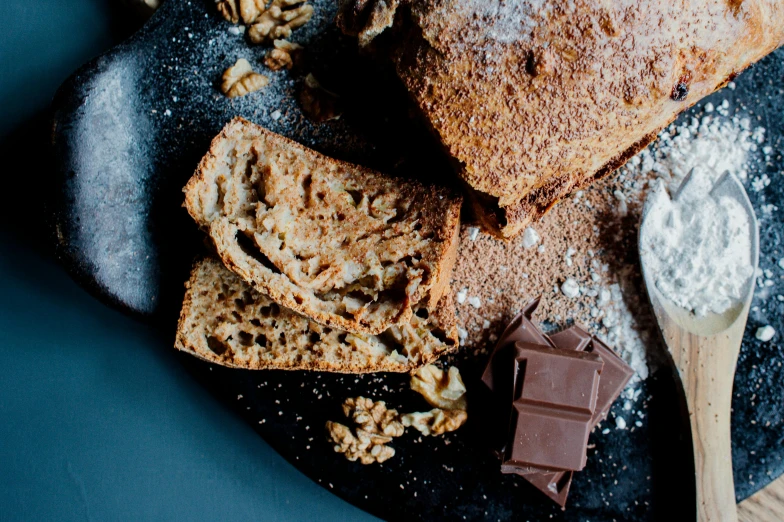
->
[[639, 171, 759, 522]]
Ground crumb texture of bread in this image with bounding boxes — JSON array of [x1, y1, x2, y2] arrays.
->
[[175, 258, 459, 373], [341, 0, 784, 238], [184, 117, 462, 334]]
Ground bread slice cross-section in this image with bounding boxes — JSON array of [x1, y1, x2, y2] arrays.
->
[[184, 118, 462, 335], [175, 258, 459, 373]]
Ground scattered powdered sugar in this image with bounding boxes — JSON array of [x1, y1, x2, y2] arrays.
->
[[640, 170, 754, 316], [624, 113, 762, 196], [468, 0, 548, 44]]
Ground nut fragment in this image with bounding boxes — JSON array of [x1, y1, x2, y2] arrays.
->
[[342, 396, 404, 437], [221, 59, 269, 98], [410, 364, 467, 410], [299, 73, 342, 122], [248, 0, 314, 44], [264, 39, 303, 71], [337, 0, 401, 47], [326, 397, 403, 465], [401, 408, 468, 436], [326, 421, 396, 464], [217, 0, 266, 24]]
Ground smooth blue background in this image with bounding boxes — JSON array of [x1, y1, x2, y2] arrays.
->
[[0, 1, 374, 520]]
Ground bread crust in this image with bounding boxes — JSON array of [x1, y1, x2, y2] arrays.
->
[[340, 0, 784, 238], [184, 118, 462, 334]]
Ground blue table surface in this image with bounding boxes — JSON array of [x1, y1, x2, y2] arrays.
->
[[0, 2, 374, 520]]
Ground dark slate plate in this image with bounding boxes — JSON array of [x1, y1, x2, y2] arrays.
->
[[49, 1, 784, 520]]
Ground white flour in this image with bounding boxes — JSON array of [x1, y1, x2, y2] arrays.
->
[[591, 107, 767, 394], [639, 168, 754, 316]]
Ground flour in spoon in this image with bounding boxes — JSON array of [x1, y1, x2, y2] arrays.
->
[[640, 168, 754, 316]]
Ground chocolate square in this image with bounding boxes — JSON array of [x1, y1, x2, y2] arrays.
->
[[503, 343, 603, 472]]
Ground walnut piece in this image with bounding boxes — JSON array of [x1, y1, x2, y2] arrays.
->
[[401, 408, 468, 436], [248, 0, 314, 44], [326, 421, 396, 464], [221, 59, 269, 98], [216, 0, 267, 24], [326, 397, 404, 465], [336, 0, 401, 47], [264, 39, 303, 71], [410, 364, 467, 411], [342, 397, 404, 437], [299, 73, 342, 122]]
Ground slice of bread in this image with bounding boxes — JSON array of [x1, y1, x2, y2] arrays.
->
[[175, 258, 459, 373], [184, 117, 462, 335]]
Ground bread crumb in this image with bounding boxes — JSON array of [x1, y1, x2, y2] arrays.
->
[[521, 227, 540, 248], [755, 325, 776, 341], [561, 278, 580, 298]]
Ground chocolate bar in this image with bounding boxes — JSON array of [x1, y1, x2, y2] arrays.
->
[[507, 326, 635, 506], [483, 299, 635, 507], [502, 343, 603, 472]]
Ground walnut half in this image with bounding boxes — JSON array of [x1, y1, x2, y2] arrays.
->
[[221, 59, 269, 98], [401, 408, 468, 436], [326, 421, 396, 464], [336, 0, 402, 47], [326, 397, 404, 465], [217, 0, 266, 25], [410, 364, 467, 411], [342, 397, 404, 437], [248, 0, 314, 44], [264, 39, 303, 71]]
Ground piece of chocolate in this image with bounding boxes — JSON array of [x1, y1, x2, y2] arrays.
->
[[503, 343, 603, 472], [512, 469, 573, 507], [481, 299, 554, 456], [483, 307, 635, 507], [511, 327, 634, 506], [481, 298, 553, 394], [550, 326, 635, 424]]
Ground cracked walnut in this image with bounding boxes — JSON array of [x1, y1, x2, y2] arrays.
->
[[221, 59, 269, 98], [401, 408, 468, 436], [264, 39, 303, 71], [247, 0, 314, 44], [410, 364, 467, 411], [326, 397, 403, 465]]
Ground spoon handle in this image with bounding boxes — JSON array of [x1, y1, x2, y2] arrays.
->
[[664, 320, 745, 522]]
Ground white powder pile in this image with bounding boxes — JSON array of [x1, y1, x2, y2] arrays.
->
[[640, 169, 754, 315], [617, 111, 766, 202]]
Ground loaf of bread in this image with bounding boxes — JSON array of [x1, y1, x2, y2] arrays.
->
[[339, 0, 784, 238], [175, 258, 459, 373], [184, 118, 462, 335]]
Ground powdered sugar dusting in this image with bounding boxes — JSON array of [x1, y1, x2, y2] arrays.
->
[[461, 0, 548, 45]]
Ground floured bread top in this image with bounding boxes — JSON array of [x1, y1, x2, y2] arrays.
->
[[184, 118, 461, 335], [339, 0, 784, 238], [175, 258, 459, 373]]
